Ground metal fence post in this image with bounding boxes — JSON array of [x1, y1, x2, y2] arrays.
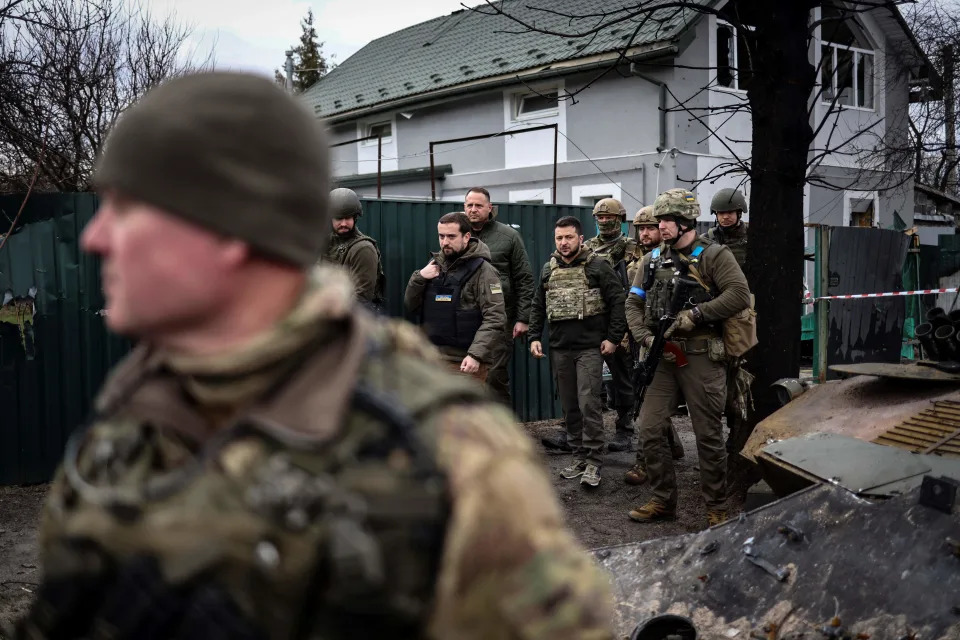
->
[[813, 224, 830, 383]]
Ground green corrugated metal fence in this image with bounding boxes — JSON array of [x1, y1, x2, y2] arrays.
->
[[358, 199, 596, 423], [0, 193, 130, 485], [0, 194, 594, 485]]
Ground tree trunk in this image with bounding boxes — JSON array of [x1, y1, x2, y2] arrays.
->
[[743, 1, 817, 431]]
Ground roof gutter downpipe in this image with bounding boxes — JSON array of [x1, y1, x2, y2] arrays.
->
[[629, 64, 667, 153]]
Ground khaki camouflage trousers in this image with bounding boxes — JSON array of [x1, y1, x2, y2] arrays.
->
[[551, 347, 605, 467], [638, 351, 727, 510]]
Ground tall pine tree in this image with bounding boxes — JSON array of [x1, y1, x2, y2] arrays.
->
[[275, 9, 330, 91], [294, 9, 327, 91]]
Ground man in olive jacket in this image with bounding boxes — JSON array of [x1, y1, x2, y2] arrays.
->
[[405, 211, 507, 383], [529, 216, 627, 488], [465, 187, 535, 404]]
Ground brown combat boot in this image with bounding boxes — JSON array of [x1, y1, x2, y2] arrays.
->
[[707, 510, 729, 527], [628, 499, 676, 523], [623, 463, 647, 486]]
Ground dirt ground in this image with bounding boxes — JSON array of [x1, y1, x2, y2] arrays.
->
[[526, 411, 746, 549], [0, 411, 745, 628], [0, 484, 44, 629]]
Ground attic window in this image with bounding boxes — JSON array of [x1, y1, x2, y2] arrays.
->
[[362, 121, 392, 146], [378, 88, 389, 96], [404, 82, 415, 90], [355, 94, 365, 103], [333, 99, 343, 109], [514, 91, 559, 119]]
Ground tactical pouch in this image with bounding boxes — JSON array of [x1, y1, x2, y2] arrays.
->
[[707, 336, 727, 362], [581, 288, 607, 317], [723, 294, 758, 357]]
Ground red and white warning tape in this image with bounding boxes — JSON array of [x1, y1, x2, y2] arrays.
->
[[801, 287, 959, 304]]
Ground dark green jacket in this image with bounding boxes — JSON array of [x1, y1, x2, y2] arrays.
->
[[472, 213, 534, 325], [704, 221, 748, 268], [529, 247, 627, 351]]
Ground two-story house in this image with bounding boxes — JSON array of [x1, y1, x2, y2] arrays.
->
[[303, 0, 936, 237]]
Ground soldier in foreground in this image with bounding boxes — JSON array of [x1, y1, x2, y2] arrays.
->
[[464, 187, 535, 406], [585, 198, 636, 453], [13, 72, 613, 640], [623, 206, 683, 488], [625, 189, 749, 527], [321, 187, 385, 309], [529, 216, 626, 488], [404, 211, 506, 383]]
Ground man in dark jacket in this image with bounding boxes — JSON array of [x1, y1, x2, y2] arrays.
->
[[405, 211, 507, 383], [529, 216, 627, 488], [464, 187, 535, 405]]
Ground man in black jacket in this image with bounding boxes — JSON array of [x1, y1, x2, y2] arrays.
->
[[529, 216, 627, 488]]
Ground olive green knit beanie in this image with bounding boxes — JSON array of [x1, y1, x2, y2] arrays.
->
[[94, 71, 329, 266]]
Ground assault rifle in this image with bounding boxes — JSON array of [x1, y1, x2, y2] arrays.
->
[[631, 264, 700, 420]]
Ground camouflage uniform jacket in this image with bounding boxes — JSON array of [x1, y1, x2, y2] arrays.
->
[[31, 267, 613, 640], [625, 242, 656, 295], [403, 238, 507, 366], [704, 221, 749, 268], [322, 228, 384, 303], [529, 247, 627, 351], [625, 239, 750, 346], [472, 213, 535, 325], [585, 233, 636, 270]]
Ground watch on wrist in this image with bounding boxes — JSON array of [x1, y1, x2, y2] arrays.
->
[[691, 306, 703, 324]]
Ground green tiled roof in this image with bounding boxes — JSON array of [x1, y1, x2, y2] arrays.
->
[[302, 0, 708, 119]]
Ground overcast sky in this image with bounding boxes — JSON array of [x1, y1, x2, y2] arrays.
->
[[145, 0, 471, 77]]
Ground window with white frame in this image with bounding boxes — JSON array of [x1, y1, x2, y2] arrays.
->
[[513, 90, 559, 120], [820, 7, 875, 109], [571, 183, 622, 208], [362, 120, 393, 145], [844, 190, 878, 227], [716, 20, 754, 91]]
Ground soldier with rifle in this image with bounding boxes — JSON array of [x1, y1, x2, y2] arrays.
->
[[623, 206, 683, 487], [625, 189, 750, 527]]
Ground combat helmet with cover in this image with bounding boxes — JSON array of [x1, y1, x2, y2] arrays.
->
[[593, 197, 627, 221], [592, 197, 626, 238], [633, 205, 657, 227], [330, 187, 363, 218], [654, 188, 700, 226]]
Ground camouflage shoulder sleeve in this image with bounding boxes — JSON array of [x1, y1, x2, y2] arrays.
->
[[426, 403, 613, 639]]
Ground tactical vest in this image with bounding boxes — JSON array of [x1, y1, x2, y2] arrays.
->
[[43, 318, 486, 640], [587, 234, 633, 290], [421, 256, 485, 350], [640, 244, 715, 332], [544, 254, 608, 322], [707, 223, 748, 267], [324, 232, 386, 303]]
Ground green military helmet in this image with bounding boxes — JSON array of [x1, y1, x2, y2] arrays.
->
[[710, 188, 748, 214], [330, 187, 363, 219], [593, 197, 627, 222], [633, 205, 657, 227], [653, 188, 700, 223]]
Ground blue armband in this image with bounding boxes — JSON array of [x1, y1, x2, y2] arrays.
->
[[630, 286, 646, 299]]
